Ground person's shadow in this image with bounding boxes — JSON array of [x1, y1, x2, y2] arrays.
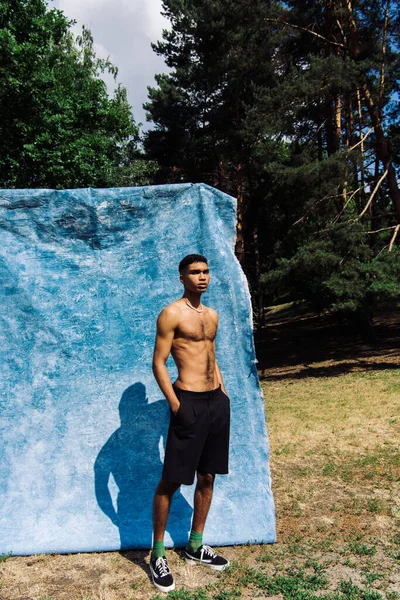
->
[[94, 382, 193, 550]]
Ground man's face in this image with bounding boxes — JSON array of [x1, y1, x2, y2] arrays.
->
[[180, 262, 210, 294]]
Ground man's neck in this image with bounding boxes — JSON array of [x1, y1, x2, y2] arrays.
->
[[183, 291, 202, 309]]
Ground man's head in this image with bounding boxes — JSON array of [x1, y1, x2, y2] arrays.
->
[[179, 254, 210, 294], [178, 254, 208, 274]]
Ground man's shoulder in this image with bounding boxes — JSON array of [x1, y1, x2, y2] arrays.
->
[[158, 300, 184, 322], [204, 305, 218, 319]]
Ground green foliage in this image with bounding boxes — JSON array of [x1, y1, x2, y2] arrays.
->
[[261, 222, 400, 316], [152, 589, 208, 600], [212, 590, 242, 600], [146, 0, 400, 325], [232, 563, 329, 597], [338, 580, 384, 599], [144, 0, 277, 190], [347, 539, 377, 557], [0, 0, 155, 188]]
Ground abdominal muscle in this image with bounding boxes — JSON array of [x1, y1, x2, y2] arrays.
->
[[171, 339, 219, 392]]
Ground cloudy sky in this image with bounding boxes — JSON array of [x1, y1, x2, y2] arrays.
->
[[52, 0, 170, 128]]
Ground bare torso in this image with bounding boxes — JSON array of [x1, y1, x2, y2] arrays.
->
[[152, 260, 226, 409], [171, 300, 219, 391]]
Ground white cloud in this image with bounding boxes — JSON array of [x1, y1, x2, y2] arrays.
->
[[51, 0, 170, 127]]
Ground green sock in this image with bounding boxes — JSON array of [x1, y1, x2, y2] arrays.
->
[[152, 540, 166, 559], [187, 530, 203, 553]]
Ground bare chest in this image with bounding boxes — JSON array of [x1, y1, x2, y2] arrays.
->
[[175, 313, 217, 343]]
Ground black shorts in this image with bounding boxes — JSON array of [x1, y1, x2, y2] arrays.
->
[[162, 385, 230, 485]]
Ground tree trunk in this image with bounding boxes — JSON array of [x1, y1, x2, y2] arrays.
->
[[360, 83, 400, 223], [335, 94, 342, 151], [378, 0, 391, 113], [369, 157, 381, 246], [356, 88, 366, 208], [253, 225, 265, 327], [235, 162, 245, 264], [348, 309, 376, 344], [347, 94, 361, 214], [344, 0, 400, 223]]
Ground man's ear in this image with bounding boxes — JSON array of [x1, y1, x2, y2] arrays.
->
[[179, 274, 184, 284]]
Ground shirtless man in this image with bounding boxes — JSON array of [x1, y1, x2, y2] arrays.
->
[[150, 254, 230, 593]]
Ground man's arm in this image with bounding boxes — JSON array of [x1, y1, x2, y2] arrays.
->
[[215, 357, 227, 395], [152, 306, 181, 414], [212, 312, 227, 395]]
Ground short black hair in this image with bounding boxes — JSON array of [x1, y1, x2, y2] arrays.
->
[[179, 254, 208, 273]]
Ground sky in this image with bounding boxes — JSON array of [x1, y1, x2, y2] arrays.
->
[[52, 0, 170, 128]]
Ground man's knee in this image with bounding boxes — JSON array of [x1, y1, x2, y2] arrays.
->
[[196, 472, 215, 488], [155, 477, 181, 497]]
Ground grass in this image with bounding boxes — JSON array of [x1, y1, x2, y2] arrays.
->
[[0, 309, 399, 600], [0, 552, 12, 563], [347, 540, 377, 557]]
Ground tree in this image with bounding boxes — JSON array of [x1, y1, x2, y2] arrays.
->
[[144, 0, 278, 264], [0, 0, 155, 188], [262, 0, 400, 222], [262, 222, 400, 340], [145, 0, 399, 332], [257, 0, 400, 333]]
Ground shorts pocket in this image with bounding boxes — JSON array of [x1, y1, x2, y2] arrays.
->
[[172, 399, 197, 441], [175, 399, 196, 429], [220, 391, 230, 419]]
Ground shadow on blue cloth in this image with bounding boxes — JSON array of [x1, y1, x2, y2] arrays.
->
[[94, 382, 193, 549]]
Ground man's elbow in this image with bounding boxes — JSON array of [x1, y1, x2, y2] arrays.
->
[[152, 359, 163, 376]]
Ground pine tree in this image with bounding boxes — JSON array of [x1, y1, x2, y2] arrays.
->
[[259, 0, 400, 335], [144, 0, 278, 264], [145, 0, 400, 331]]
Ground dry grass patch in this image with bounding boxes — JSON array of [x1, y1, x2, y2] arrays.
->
[[264, 370, 400, 542]]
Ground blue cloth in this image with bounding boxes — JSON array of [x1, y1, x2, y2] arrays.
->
[[0, 183, 276, 555]]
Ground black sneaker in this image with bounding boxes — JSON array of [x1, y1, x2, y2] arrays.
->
[[184, 545, 230, 571], [150, 555, 175, 593]]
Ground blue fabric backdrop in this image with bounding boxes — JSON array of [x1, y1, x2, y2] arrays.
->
[[0, 183, 276, 555]]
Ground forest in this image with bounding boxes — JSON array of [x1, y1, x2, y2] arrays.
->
[[1, 0, 399, 335]]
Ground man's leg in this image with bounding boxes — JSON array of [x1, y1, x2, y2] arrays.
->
[[184, 473, 229, 570], [153, 477, 181, 550], [186, 472, 215, 556], [192, 472, 215, 534], [150, 477, 180, 593]]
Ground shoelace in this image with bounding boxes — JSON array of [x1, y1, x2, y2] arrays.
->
[[155, 556, 170, 577], [201, 545, 217, 559]]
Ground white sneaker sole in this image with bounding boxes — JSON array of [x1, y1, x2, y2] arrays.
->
[[150, 565, 175, 593], [184, 556, 230, 571]]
